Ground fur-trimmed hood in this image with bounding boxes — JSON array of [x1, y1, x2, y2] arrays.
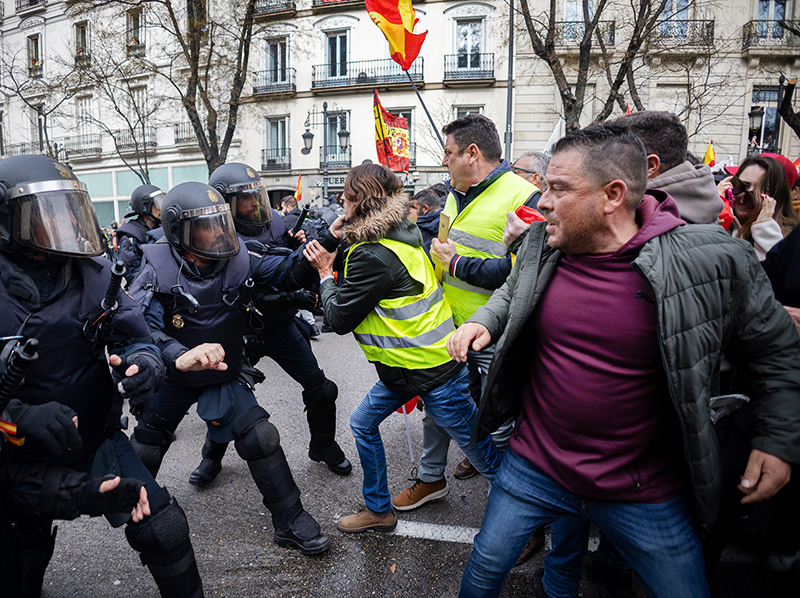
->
[[342, 191, 422, 247]]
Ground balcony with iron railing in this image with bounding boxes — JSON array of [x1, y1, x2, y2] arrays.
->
[[254, 0, 296, 19], [173, 122, 197, 146], [443, 53, 494, 86], [112, 127, 157, 153], [15, 0, 45, 14], [742, 20, 800, 53], [253, 67, 296, 96], [127, 40, 146, 58], [320, 145, 351, 169], [550, 20, 616, 49], [62, 134, 103, 157], [261, 148, 291, 171], [312, 58, 423, 92], [28, 62, 43, 79], [5, 141, 46, 157], [75, 49, 91, 67], [649, 19, 715, 50], [312, 0, 364, 14]]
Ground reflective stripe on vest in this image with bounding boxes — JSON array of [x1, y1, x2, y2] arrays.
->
[[442, 170, 537, 325], [345, 237, 454, 370]]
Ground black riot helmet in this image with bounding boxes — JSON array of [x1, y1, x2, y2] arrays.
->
[[161, 182, 240, 260], [125, 184, 165, 226], [208, 162, 272, 236], [0, 155, 105, 257]]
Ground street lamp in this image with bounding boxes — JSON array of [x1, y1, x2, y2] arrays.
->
[[748, 106, 765, 155], [301, 101, 350, 198]]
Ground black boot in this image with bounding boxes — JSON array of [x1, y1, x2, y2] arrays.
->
[[247, 447, 330, 555], [14, 521, 56, 598], [188, 434, 228, 486], [303, 374, 351, 476]]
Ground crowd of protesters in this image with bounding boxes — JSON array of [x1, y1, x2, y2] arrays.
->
[[1, 109, 799, 598]]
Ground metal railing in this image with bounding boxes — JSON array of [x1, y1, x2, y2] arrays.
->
[[28, 64, 43, 79], [312, 0, 363, 7], [742, 20, 800, 50], [75, 51, 91, 67], [5, 141, 46, 156], [313, 58, 423, 89], [127, 41, 146, 58], [443, 53, 494, 80], [651, 19, 714, 46], [253, 67, 296, 94], [320, 145, 351, 169], [255, 0, 296, 15], [261, 147, 291, 171], [15, 0, 45, 12], [62, 134, 102, 156], [551, 20, 616, 47], [173, 122, 196, 144], [112, 127, 157, 150]]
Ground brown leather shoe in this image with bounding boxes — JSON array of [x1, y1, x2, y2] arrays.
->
[[453, 457, 477, 480], [392, 478, 449, 511], [337, 508, 397, 533], [514, 528, 546, 567]]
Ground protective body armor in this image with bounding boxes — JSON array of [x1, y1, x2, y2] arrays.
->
[[0, 253, 151, 463], [116, 219, 148, 244], [246, 210, 289, 248], [345, 238, 455, 370], [140, 242, 250, 387], [441, 171, 535, 325]]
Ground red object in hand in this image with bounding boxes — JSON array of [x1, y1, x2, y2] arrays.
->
[[396, 396, 418, 414], [719, 202, 734, 230], [515, 205, 546, 224]]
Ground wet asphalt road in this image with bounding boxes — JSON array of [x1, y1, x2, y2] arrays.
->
[[43, 326, 797, 597]]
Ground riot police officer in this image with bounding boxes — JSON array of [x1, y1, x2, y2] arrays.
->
[[181, 163, 350, 487], [116, 184, 165, 281], [128, 182, 330, 555], [0, 155, 203, 598]]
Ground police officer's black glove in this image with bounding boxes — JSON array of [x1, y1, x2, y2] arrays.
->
[[77, 474, 144, 517], [110, 352, 165, 415], [5, 399, 82, 457], [286, 290, 318, 311], [237, 363, 266, 392]]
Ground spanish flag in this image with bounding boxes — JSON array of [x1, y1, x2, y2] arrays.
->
[[294, 174, 301, 202], [374, 90, 410, 172], [366, 0, 427, 70], [703, 141, 715, 167]]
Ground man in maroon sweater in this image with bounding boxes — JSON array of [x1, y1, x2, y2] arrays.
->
[[450, 125, 800, 598]]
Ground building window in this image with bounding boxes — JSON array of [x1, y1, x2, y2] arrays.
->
[[75, 22, 90, 62], [267, 38, 288, 83], [658, 0, 689, 38], [565, 0, 593, 38], [267, 116, 288, 153], [76, 96, 93, 137], [188, 0, 208, 44], [749, 86, 781, 155], [757, 0, 786, 38], [326, 30, 348, 78], [453, 105, 483, 120], [455, 19, 483, 69], [30, 105, 45, 151], [27, 34, 42, 78], [127, 9, 145, 56]]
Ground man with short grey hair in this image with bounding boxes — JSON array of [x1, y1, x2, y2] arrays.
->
[[511, 151, 550, 206]]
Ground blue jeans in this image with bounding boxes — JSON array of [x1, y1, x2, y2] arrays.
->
[[459, 450, 710, 598], [350, 365, 501, 514], [419, 346, 512, 481]]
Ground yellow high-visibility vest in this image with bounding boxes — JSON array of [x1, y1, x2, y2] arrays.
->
[[442, 171, 536, 325], [345, 238, 454, 370]]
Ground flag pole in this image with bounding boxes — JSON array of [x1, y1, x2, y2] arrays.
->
[[404, 70, 444, 149]]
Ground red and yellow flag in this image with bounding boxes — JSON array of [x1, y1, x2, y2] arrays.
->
[[294, 174, 301, 202], [374, 90, 410, 173], [703, 141, 715, 167], [366, 0, 427, 70]]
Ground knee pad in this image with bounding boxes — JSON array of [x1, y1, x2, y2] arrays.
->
[[131, 423, 173, 474], [232, 406, 280, 461], [302, 375, 337, 406], [125, 499, 189, 557]]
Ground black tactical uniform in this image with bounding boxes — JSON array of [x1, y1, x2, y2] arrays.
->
[[129, 182, 330, 555], [116, 184, 165, 282], [0, 156, 203, 598]]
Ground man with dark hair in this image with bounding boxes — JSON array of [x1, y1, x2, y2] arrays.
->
[[610, 110, 722, 224], [410, 187, 442, 257], [392, 113, 540, 512], [281, 195, 298, 215], [453, 124, 800, 598]]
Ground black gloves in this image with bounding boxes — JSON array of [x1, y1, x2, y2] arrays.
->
[[5, 399, 82, 457], [77, 474, 144, 517], [110, 351, 165, 416], [286, 290, 318, 311], [237, 363, 266, 392]]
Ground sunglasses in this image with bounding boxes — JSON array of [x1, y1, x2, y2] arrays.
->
[[730, 175, 757, 210]]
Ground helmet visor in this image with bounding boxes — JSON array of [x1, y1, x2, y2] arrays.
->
[[12, 182, 105, 257], [180, 204, 240, 259], [229, 183, 272, 227]]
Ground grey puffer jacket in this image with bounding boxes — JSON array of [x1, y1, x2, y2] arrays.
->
[[469, 205, 800, 532]]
